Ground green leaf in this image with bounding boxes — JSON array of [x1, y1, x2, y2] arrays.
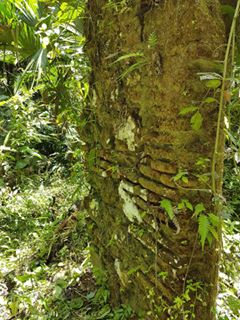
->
[[204, 97, 217, 103], [53, 285, 63, 298], [3, 131, 11, 148], [158, 271, 168, 280], [227, 295, 240, 315], [198, 214, 210, 250], [55, 279, 67, 288], [208, 213, 220, 227], [197, 174, 210, 183], [182, 176, 189, 183], [112, 52, 144, 64], [0, 178, 4, 187], [205, 79, 221, 89], [173, 170, 188, 182], [179, 106, 198, 115], [9, 300, 19, 316], [16, 274, 32, 282], [221, 5, 235, 18], [148, 32, 158, 48], [196, 157, 210, 167], [0, 94, 9, 101], [15, 159, 29, 169], [127, 266, 141, 275], [207, 231, 213, 246], [208, 225, 219, 241], [178, 199, 193, 211], [191, 111, 203, 130], [178, 202, 184, 210], [86, 291, 96, 300], [194, 203, 205, 216], [160, 199, 174, 220], [118, 60, 146, 80], [174, 296, 184, 308], [96, 305, 111, 319], [69, 297, 84, 309], [184, 199, 193, 211]]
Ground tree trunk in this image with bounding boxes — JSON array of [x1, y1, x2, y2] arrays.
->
[[83, 1, 227, 319]]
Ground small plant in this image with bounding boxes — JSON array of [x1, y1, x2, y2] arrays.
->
[[179, 106, 203, 131], [192, 204, 221, 250], [111, 52, 147, 80], [148, 32, 158, 49]]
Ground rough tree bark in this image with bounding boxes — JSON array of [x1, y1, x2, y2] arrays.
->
[[83, 1, 228, 319]]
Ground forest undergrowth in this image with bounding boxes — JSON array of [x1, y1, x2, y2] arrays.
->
[[0, 157, 239, 319], [0, 170, 133, 319]]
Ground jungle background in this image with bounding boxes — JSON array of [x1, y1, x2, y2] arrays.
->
[[0, 1, 239, 319]]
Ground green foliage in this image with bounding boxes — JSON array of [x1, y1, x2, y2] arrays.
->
[[190, 111, 203, 131], [179, 105, 203, 130], [173, 170, 188, 183], [0, 2, 134, 319], [111, 52, 146, 80], [147, 32, 158, 49], [177, 199, 193, 211], [104, 0, 129, 14], [198, 214, 210, 249], [217, 221, 240, 320], [0, 174, 86, 318], [0, 0, 88, 186], [192, 202, 220, 250], [160, 199, 174, 220], [179, 106, 198, 115], [112, 52, 144, 64], [193, 203, 205, 216], [0, 172, 133, 319], [0, 1, 239, 319], [204, 79, 221, 89], [152, 280, 204, 320], [221, 4, 235, 17], [0, 0, 86, 87], [203, 97, 217, 104]]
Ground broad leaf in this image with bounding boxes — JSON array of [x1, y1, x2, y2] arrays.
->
[[205, 79, 221, 89], [191, 111, 203, 130]]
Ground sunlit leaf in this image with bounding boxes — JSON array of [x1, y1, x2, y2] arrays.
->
[[198, 214, 210, 250], [208, 213, 220, 227], [194, 203, 205, 216], [160, 199, 174, 220], [205, 79, 221, 89]]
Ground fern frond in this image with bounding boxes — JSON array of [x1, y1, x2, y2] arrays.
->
[[198, 214, 210, 250], [208, 213, 220, 227], [148, 32, 158, 48], [160, 199, 174, 220]]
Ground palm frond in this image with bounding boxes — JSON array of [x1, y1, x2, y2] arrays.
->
[[9, 0, 39, 26]]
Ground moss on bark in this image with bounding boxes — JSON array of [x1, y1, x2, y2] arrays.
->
[[83, 1, 227, 318]]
